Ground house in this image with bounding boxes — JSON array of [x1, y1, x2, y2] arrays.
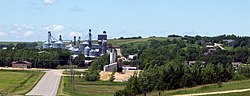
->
[[223, 39, 235, 46], [128, 54, 138, 60], [188, 61, 206, 67], [188, 61, 196, 66], [232, 62, 242, 69], [122, 65, 137, 74], [12, 61, 32, 68]]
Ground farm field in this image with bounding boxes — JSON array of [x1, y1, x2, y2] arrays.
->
[[0, 70, 44, 95]]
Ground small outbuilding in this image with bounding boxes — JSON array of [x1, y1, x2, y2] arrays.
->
[[12, 61, 32, 68]]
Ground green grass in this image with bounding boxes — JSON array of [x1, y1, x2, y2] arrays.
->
[[0, 70, 44, 95], [209, 91, 250, 96], [58, 76, 125, 96], [145, 79, 250, 96], [62, 70, 86, 76], [106, 37, 178, 46]]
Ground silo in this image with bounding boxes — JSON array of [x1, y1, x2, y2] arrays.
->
[[90, 49, 98, 57], [53, 41, 64, 48], [43, 41, 50, 49], [84, 46, 91, 57], [80, 41, 88, 52], [53, 35, 65, 49]]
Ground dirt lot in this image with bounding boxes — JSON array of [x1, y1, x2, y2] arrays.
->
[[100, 70, 141, 82]]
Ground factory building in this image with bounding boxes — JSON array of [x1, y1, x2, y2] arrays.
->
[[43, 29, 108, 58]]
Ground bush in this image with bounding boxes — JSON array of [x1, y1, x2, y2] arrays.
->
[[114, 90, 125, 96], [85, 70, 100, 81], [232, 72, 247, 81], [109, 71, 115, 82]]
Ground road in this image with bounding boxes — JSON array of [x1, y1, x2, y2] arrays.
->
[[174, 88, 250, 96], [26, 70, 62, 96]]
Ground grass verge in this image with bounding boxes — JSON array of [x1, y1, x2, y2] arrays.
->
[[0, 70, 44, 95], [145, 79, 250, 96], [58, 76, 125, 96]]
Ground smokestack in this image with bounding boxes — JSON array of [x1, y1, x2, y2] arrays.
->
[[103, 31, 106, 34], [74, 36, 76, 45]]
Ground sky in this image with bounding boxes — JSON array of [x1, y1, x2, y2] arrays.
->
[[0, 0, 249, 42]]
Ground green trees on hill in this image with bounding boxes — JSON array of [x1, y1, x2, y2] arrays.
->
[[117, 35, 250, 95], [117, 62, 235, 95]]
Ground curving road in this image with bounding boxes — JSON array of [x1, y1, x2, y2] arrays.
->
[[26, 70, 62, 96]]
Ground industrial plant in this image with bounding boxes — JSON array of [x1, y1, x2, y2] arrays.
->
[[43, 29, 108, 58]]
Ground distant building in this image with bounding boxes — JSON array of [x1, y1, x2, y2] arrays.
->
[[188, 61, 206, 67], [128, 54, 138, 60], [223, 39, 235, 46], [43, 29, 108, 58], [12, 61, 32, 68], [232, 62, 242, 69]]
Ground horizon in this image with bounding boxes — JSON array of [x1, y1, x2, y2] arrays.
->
[[0, 0, 249, 42]]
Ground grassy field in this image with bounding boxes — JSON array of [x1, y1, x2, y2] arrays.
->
[[106, 37, 179, 46], [209, 91, 250, 96], [146, 79, 250, 96], [0, 70, 44, 95], [58, 76, 125, 96], [1, 37, 177, 47]]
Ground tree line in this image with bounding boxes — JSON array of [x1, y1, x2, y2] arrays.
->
[[115, 35, 250, 95], [0, 47, 85, 68]]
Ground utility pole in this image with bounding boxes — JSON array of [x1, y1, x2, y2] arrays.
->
[[70, 54, 78, 96], [70, 56, 74, 96]]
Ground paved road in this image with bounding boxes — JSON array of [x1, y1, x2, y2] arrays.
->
[[174, 88, 250, 96], [26, 70, 62, 96]]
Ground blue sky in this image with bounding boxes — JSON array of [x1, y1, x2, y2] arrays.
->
[[0, 0, 249, 41]]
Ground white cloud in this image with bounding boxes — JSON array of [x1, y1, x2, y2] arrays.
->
[[14, 24, 34, 31], [43, 0, 56, 5], [43, 24, 64, 32], [69, 31, 82, 38], [52, 24, 64, 32], [23, 31, 34, 37], [0, 32, 5, 38]]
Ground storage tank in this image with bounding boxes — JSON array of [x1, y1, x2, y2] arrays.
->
[[43, 41, 50, 49], [90, 49, 98, 57], [80, 41, 88, 52], [72, 47, 81, 54], [53, 35, 65, 49], [84, 46, 91, 57], [53, 41, 64, 48]]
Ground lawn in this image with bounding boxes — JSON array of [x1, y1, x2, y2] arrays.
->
[[145, 79, 250, 96], [58, 76, 126, 96], [0, 70, 44, 95]]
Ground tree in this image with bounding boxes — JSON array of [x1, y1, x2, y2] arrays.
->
[[109, 70, 115, 82]]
